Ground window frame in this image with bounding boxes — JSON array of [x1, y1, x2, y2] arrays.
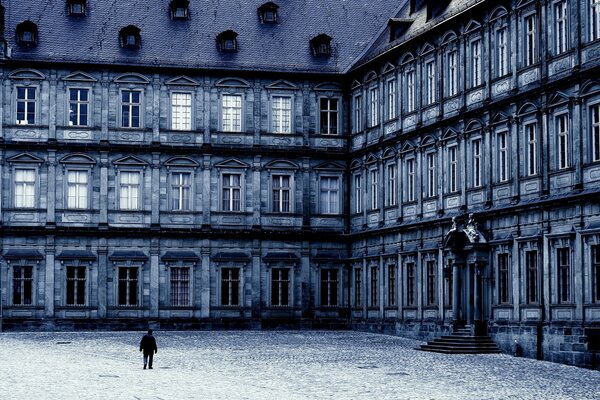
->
[[220, 171, 244, 213], [556, 246, 571, 304], [169, 91, 194, 131], [116, 264, 141, 307], [15, 85, 38, 126], [424, 59, 436, 105], [10, 262, 36, 306], [387, 263, 397, 308], [318, 96, 340, 135], [353, 172, 363, 214], [270, 173, 294, 214], [64, 167, 92, 210], [169, 265, 192, 307], [353, 266, 362, 307], [64, 263, 89, 307], [320, 268, 340, 307], [369, 167, 379, 211], [554, 0, 569, 55], [425, 258, 437, 306], [591, 0, 600, 42], [446, 49, 458, 97], [525, 122, 539, 176], [404, 260, 416, 307], [353, 93, 363, 133], [318, 174, 342, 215], [220, 92, 244, 133], [368, 86, 380, 127], [405, 157, 416, 202], [448, 144, 458, 193], [270, 94, 294, 134], [385, 77, 398, 121], [495, 25, 509, 78], [556, 112, 570, 170], [67, 86, 91, 127], [119, 89, 144, 129], [497, 130, 510, 183], [405, 68, 416, 113], [270, 266, 293, 307], [385, 162, 397, 207], [470, 37, 483, 88], [497, 252, 510, 304], [168, 169, 194, 212], [217, 263, 244, 307], [523, 12, 538, 67], [369, 265, 378, 308], [117, 169, 143, 211], [590, 102, 600, 163], [472, 137, 483, 188], [425, 151, 436, 198]]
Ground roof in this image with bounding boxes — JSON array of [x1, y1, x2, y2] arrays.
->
[[4, 0, 402, 74], [3, 249, 44, 260], [56, 249, 97, 260], [162, 250, 200, 261]]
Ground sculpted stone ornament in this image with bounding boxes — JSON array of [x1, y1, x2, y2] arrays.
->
[[465, 213, 480, 243]]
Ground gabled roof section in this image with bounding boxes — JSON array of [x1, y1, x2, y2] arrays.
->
[[6, 0, 401, 74]]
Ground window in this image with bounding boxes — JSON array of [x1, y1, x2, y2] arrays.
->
[[426, 153, 436, 197], [496, 27, 508, 77], [557, 114, 569, 169], [386, 164, 397, 207], [406, 158, 415, 202], [557, 247, 570, 303], [388, 264, 397, 307], [67, 0, 87, 16], [310, 34, 332, 57], [425, 60, 436, 105], [119, 25, 141, 49], [119, 171, 141, 210], [222, 173, 241, 212], [354, 174, 362, 213], [221, 267, 240, 306], [370, 266, 378, 307], [320, 269, 338, 307], [386, 79, 397, 120], [170, 267, 190, 306], [16, 87, 36, 125], [272, 96, 292, 134], [449, 145, 458, 192], [170, 172, 191, 211], [353, 95, 362, 133], [406, 70, 416, 113], [354, 267, 362, 307], [498, 132, 509, 182], [473, 139, 482, 187], [171, 92, 192, 131], [447, 51, 458, 97], [217, 30, 238, 52], [471, 39, 482, 87], [445, 259, 453, 306], [498, 253, 510, 304], [591, 0, 600, 41], [67, 170, 89, 209], [524, 14, 537, 66], [12, 266, 33, 305], [66, 266, 86, 306], [526, 250, 539, 304], [319, 98, 339, 135], [272, 175, 291, 213], [170, 0, 190, 19], [370, 169, 379, 210], [593, 245, 600, 303], [259, 2, 279, 23], [14, 168, 36, 208], [406, 262, 416, 306], [319, 176, 339, 214], [555, 1, 568, 54], [526, 124, 538, 175], [118, 266, 138, 306], [271, 268, 290, 306], [592, 104, 600, 162], [121, 90, 142, 128], [369, 87, 379, 127], [426, 260, 436, 306], [68, 88, 89, 126], [221, 94, 242, 132], [16, 21, 38, 46]]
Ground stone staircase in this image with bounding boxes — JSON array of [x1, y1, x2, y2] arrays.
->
[[419, 326, 502, 354]]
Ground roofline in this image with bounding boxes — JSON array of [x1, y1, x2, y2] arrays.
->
[[349, 0, 486, 74], [342, 0, 409, 75]]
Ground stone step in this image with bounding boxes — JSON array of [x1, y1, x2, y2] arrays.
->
[[420, 345, 502, 354], [418, 330, 502, 355]]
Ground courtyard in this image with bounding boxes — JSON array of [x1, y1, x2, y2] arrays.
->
[[0, 330, 598, 400]]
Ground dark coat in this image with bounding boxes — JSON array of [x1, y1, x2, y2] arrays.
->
[[140, 334, 158, 354]]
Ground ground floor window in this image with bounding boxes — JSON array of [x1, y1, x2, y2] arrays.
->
[[557, 247, 570, 303], [388, 264, 396, 307], [320, 269, 338, 307], [369, 266, 378, 307], [594, 245, 600, 303], [118, 267, 138, 306], [66, 266, 86, 306], [354, 267, 362, 307], [170, 267, 190, 307], [405, 262, 416, 307], [271, 268, 290, 307], [221, 267, 240, 306], [526, 250, 538, 304], [426, 261, 436, 306], [13, 265, 33, 305], [498, 253, 510, 304]]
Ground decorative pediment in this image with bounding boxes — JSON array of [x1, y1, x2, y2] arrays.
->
[[464, 19, 482, 35], [581, 80, 600, 96], [441, 31, 457, 45], [164, 156, 199, 168], [365, 154, 379, 165], [216, 77, 250, 88], [113, 155, 148, 166], [382, 62, 396, 75], [59, 154, 96, 165], [548, 91, 570, 106], [517, 102, 538, 116], [441, 128, 459, 141], [490, 111, 510, 125], [62, 71, 97, 83], [8, 68, 45, 80], [420, 135, 436, 147], [7, 153, 44, 164], [465, 119, 483, 132], [165, 75, 200, 86], [351, 80, 362, 90], [113, 73, 150, 84], [350, 159, 362, 170], [314, 161, 345, 171], [364, 71, 378, 83], [490, 6, 508, 21], [313, 82, 343, 92], [266, 80, 298, 90], [382, 147, 396, 159], [264, 160, 299, 170], [400, 141, 415, 153], [400, 52, 415, 65], [419, 42, 435, 56], [516, 0, 535, 9], [215, 158, 249, 169]]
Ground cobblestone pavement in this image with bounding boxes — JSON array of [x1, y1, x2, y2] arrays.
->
[[0, 331, 598, 400]]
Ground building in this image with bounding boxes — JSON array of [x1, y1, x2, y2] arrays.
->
[[1, 0, 599, 368]]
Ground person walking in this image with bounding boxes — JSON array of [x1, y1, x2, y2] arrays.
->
[[139, 329, 158, 369]]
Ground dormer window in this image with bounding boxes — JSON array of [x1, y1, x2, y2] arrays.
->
[[16, 21, 38, 46], [217, 30, 238, 52], [259, 2, 279, 24], [67, 0, 86, 16], [170, 0, 189, 20], [310, 34, 332, 57], [120, 25, 141, 49], [388, 18, 413, 42]]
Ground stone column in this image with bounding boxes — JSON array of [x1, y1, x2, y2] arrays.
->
[[152, 76, 160, 143], [202, 155, 211, 227], [301, 247, 311, 318], [44, 235, 55, 318], [47, 150, 56, 225], [99, 152, 108, 226], [149, 240, 159, 319], [466, 263, 473, 325], [252, 156, 261, 227], [474, 263, 482, 322], [151, 153, 160, 227], [251, 244, 261, 319], [0, 152, 3, 223], [97, 238, 108, 318], [100, 78, 109, 142], [452, 261, 460, 323], [200, 243, 211, 318]]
